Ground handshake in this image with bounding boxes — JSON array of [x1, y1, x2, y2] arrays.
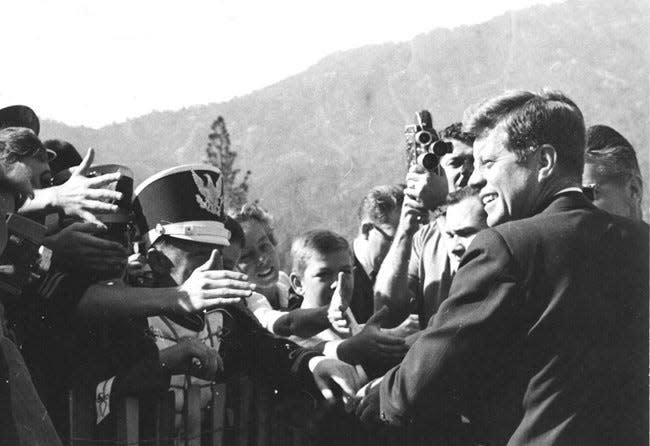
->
[[326, 271, 418, 368]]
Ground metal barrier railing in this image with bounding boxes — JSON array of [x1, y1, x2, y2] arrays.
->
[[68, 377, 307, 446]]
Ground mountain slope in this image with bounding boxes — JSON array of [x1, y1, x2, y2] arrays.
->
[[40, 0, 649, 266]]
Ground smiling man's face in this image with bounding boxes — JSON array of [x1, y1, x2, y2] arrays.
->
[[469, 125, 539, 227]]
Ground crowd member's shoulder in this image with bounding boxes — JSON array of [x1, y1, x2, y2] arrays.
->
[[413, 216, 444, 245], [604, 212, 649, 247]]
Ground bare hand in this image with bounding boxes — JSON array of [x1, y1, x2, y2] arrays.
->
[[405, 164, 448, 212], [52, 148, 123, 226], [312, 358, 367, 404], [398, 194, 429, 235], [328, 271, 354, 335], [356, 382, 381, 423], [159, 338, 223, 381], [178, 250, 256, 312], [46, 222, 127, 274], [382, 314, 420, 338], [338, 306, 409, 366]]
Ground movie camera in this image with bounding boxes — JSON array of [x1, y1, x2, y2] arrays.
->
[[405, 110, 453, 172]]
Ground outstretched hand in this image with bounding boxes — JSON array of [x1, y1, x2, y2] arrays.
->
[[338, 306, 409, 366], [382, 313, 420, 338], [52, 148, 123, 227], [328, 271, 354, 335], [312, 358, 367, 405], [355, 379, 382, 423], [178, 249, 256, 312], [159, 338, 223, 381], [46, 222, 127, 274]]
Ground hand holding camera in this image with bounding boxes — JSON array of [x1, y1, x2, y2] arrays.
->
[[402, 110, 451, 224]]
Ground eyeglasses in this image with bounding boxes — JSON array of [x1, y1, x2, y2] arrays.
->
[[372, 224, 394, 242]]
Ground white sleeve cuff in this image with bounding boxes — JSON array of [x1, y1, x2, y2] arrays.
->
[[322, 340, 345, 359], [246, 292, 285, 333], [308, 355, 327, 372]]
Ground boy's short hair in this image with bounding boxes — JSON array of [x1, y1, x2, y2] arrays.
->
[[357, 184, 404, 225], [291, 229, 350, 275], [229, 202, 277, 246]]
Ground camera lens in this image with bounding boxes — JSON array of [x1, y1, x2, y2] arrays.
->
[[415, 131, 433, 146], [432, 140, 453, 157], [419, 153, 439, 170]]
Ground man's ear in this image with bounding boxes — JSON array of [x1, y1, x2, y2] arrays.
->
[[360, 222, 374, 239], [537, 144, 558, 182], [627, 176, 643, 205], [289, 272, 304, 296], [147, 248, 174, 275]]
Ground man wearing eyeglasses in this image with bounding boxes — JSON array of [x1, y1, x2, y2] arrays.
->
[[582, 124, 644, 221], [350, 184, 404, 323]]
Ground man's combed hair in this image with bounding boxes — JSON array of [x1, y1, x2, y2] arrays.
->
[[463, 89, 586, 176], [357, 184, 404, 225], [446, 185, 481, 206], [439, 122, 476, 146], [229, 202, 277, 246], [291, 229, 350, 275], [584, 125, 641, 184], [0, 127, 47, 164]]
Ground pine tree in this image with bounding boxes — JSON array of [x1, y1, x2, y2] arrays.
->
[[204, 116, 252, 211]]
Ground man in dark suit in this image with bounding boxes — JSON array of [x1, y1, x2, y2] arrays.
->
[[356, 90, 649, 445]]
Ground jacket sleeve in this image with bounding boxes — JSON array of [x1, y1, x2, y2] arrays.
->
[[379, 229, 524, 426], [226, 304, 321, 395]]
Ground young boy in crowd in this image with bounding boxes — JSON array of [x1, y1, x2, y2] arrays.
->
[[288, 230, 409, 376]]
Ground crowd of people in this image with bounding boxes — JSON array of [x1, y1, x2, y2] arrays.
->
[[0, 87, 646, 446]]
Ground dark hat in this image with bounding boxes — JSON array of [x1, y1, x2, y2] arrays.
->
[[0, 105, 40, 135], [0, 105, 57, 161], [86, 164, 134, 224], [45, 139, 83, 182], [133, 164, 230, 247]]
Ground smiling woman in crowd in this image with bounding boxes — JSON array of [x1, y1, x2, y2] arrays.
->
[[230, 202, 291, 309]]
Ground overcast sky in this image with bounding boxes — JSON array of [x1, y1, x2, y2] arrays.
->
[[1, 0, 560, 128]]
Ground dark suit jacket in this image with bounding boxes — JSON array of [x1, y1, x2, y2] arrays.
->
[[378, 193, 649, 445]]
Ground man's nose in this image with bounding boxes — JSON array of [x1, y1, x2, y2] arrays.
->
[[451, 242, 465, 258], [468, 169, 485, 190]]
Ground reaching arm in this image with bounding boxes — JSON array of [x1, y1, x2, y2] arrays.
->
[[373, 195, 426, 327], [272, 306, 331, 337], [18, 148, 122, 226], [373, 229, 523, 427], [77, 251, 255, 320]]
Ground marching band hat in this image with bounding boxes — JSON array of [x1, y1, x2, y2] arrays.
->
[[132, 164, 230, 248]]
